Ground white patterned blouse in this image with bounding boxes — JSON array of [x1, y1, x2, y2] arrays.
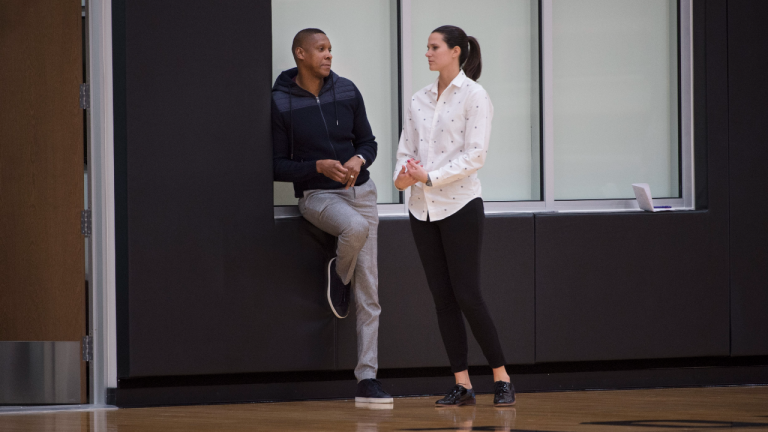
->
[[393, 70, 494, 221]]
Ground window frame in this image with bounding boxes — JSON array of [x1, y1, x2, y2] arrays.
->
[[275, 0, 694, 219]]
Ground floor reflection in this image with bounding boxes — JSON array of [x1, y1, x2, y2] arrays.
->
[[402, 405, 516, 431], [354, 400, 518, 432], [0, 386, 765, 432], [356, 401, 395, 432]]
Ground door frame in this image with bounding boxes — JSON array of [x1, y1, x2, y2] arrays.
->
[[86, 0, 118, 404]]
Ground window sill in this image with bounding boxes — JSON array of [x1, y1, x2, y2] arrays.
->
[[274, 198, 693, 219]]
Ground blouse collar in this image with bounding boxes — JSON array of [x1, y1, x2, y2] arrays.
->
[[429, 69, 468, 95]]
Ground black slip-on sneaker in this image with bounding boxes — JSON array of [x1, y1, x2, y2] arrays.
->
[[493, 381, 516, 407], [327, 258, 350, 319], [355, 379, 393, 403], [435, 385, 476, 407]]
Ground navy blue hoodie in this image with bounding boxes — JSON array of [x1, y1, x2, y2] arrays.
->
[[272, 68, 377, 198]]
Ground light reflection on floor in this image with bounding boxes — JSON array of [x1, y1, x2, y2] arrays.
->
[[1, 386, 767, 431]]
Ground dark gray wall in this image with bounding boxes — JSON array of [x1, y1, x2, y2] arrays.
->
[[337, 215, 535, 371], [728, 0, 768, 357], [112, 0, 768, 401], [534, 0, 731, 363], [535, 211, 729, 363], [113, 0, 535, 379]]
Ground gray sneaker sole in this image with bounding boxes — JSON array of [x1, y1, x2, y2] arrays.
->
[[355, 397, 394, 403], [327, 258, 348, 319]]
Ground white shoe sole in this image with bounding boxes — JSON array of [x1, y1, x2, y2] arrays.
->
[[327, 258, 348, 319], [355, 397, 394, 404], [355, 401, 394, 410]]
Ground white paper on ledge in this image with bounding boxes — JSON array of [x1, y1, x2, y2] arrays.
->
[[632, 183, 655, 212]]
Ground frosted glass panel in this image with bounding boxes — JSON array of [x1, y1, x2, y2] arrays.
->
[[553, 0, 679, 200], [272, 0, 399, 205], [410, 0, 540, 201]]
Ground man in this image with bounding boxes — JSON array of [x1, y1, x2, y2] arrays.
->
[[271, 28, 391, 404]]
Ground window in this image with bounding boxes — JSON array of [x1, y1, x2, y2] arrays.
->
[[542, 0, 693, 211], [553, 0, 680, 201], [273, 0, 693, 217], [408, 0, 540, 202], [271, 0, 399, 206]]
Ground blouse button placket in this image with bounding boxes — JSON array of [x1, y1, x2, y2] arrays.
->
[[425, 89, 445, 211], [429, 90, 444, 158]]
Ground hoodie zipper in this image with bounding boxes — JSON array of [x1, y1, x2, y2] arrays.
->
[[316, 96, 339, 160]]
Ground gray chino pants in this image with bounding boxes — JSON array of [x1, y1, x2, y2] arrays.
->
[[298, 179, 380, 381]]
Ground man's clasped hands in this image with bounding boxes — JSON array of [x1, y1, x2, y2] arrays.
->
[[316, 157, 428, 191], [316, 156, 365, 190]]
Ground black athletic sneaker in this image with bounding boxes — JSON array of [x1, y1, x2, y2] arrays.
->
[[493, 381, 515, 407], [327, 258, 350, 318], [435, 385, 476, 407], [355, 379, 393, 403]]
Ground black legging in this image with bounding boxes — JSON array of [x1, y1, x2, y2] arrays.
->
[[409, 198, 506, 373]]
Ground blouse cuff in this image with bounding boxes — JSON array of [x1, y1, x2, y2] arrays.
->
[[427, 169, 447, 187]]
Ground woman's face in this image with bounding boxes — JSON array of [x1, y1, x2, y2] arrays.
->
[[426, 32, 460, 72]]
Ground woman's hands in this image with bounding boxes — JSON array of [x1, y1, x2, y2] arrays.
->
[[406, 159, 429, 183], [394, 159, 430, 190], [394, 164, 417, 190]]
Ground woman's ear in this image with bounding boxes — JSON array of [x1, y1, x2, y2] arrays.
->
[[452, 46, 461, 58]]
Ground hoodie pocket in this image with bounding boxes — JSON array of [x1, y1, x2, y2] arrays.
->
[[336, 141, 356, 164]]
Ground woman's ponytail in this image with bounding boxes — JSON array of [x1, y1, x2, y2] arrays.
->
[[432, 25, 483, 81], [464, 36, 482, 81]]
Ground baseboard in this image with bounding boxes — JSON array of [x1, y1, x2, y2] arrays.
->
[[110, 356, 768, 407]]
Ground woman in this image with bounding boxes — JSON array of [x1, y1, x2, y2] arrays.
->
[[393, 25, 515, 407]]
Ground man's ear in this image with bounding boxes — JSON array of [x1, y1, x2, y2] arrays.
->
[[295, 47, 305, 61]]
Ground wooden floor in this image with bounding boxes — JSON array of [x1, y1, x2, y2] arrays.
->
[[1, 386, 767, 431]]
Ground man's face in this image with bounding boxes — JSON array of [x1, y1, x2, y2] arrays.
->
[[296, 33, 332, 78]]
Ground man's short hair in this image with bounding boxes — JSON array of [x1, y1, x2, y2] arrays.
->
[[292, 28, 326, 60]]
